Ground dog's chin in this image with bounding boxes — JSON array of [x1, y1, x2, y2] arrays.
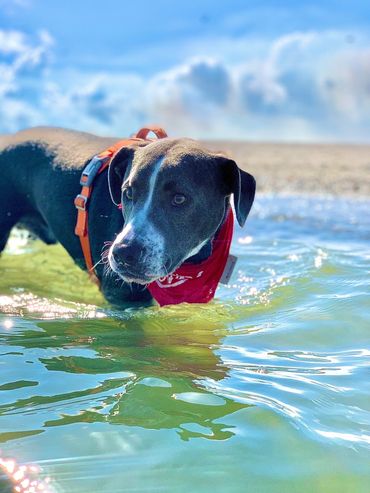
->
[[111, 265, 164, 285], [118, 273, 158, 285]]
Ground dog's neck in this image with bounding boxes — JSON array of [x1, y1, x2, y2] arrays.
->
[[185, 204, 230, 265], [186, 241, 213, 264]]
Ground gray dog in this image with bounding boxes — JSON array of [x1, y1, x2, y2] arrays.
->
[[0, 127, 255, 307]]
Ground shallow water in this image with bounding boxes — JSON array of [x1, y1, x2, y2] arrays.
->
[[0, 195, 369, 493]]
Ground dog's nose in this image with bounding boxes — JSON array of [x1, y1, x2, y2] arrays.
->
[[112, 242, 138, 268]]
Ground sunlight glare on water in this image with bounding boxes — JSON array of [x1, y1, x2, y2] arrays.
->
[[0, 195, 369, 493]]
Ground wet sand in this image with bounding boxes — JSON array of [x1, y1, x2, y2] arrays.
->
[[203, 141, 370, 198]]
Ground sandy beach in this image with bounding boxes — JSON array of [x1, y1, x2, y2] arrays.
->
[[203, 141, 370, 199], [2, 130, 369, 199]]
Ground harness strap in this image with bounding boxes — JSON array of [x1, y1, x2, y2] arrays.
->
[[74, 125, 168, 285]]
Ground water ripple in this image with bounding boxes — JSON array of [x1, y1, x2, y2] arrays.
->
[[0, 195, 369, 491]]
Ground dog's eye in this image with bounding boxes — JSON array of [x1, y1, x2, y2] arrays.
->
[[124, 187, 133, 200], [172, 194, 186, 206]]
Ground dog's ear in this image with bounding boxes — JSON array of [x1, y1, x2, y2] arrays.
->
[[108, 147, 135, 205], [218, 157, 256, 227]]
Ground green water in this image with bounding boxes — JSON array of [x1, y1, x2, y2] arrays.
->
[[0, 195, 369, 493]]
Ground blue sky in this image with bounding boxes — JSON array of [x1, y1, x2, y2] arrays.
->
[[1, 0, 370, 141]]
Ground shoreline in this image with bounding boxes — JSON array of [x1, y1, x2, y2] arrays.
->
[[202, 140, 370, 199]]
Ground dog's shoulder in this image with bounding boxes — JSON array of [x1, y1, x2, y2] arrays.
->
[[0, 126, 118, 170]]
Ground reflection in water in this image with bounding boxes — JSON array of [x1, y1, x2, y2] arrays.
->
[[0, 315, 249, 442]]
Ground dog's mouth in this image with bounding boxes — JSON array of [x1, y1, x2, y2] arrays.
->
[[109, 257, 167, 285], [107, 242, 190, 285], [119, 270, 161, 285]]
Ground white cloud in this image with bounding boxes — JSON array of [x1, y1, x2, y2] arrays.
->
[[240, 31, 317, 107], [0, 28, 53, 97], [0, 29, 53, 128], [319, 47, 370, 120], [0, 98, 40, 132], [38, 73, 148, 136], [1, 28, 370, 142], [143, 58, 233, 135]]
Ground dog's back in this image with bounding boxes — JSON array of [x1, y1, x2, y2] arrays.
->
[[0, 126, 117, 170], [0, 127, 120, 251]]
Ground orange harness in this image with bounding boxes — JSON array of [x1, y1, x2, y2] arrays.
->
[[74, 126, 168, 286]]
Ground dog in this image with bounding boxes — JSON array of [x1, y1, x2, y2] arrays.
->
[[0, 126, 256, 307]]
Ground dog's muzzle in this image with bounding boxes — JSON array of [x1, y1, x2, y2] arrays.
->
[[109, 240, 165, 284]]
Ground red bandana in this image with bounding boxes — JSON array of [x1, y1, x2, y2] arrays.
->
[[148, 209, 234, 306]]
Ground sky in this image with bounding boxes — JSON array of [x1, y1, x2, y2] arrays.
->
[[0, 0, 370, 142]]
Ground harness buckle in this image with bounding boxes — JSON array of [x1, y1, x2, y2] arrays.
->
[[74, 194, 88, 211], [80, 156, 109, 186]]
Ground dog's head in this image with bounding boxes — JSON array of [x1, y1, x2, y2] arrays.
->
[[107, 138, 255, 284]]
